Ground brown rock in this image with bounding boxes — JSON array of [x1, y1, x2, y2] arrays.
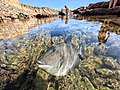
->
[[88, 2, 109, 9], [0, 0, 20, 7], [0, 16, 3, 22], [73, 6, 86, 14], [81, 6, 120, 15], [0, 0, 58, 21], [73, 1, 120, 15]]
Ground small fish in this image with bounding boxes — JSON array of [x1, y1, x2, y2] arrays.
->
[[37, 42, 85, 76]]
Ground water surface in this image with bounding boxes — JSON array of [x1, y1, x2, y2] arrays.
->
[[1, 17, 120, 90], [1, 17, 120, 61]]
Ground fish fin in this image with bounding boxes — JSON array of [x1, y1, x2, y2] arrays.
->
[[37, 64, 53, 69], [78, 54, 84, 60], [50, 37, 54, 45], [64, 34, 72, 44], [78, 43, 86, 60]]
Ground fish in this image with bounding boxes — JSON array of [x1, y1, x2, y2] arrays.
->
[[37, 42, 85, 76]]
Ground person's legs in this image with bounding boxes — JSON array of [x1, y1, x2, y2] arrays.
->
[[109, 0, 114, 8], [66, 12, 69, 18], [113, 0, 118, 7]]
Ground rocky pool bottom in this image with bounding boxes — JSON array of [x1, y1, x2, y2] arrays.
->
[[0, 34, 120, 90], [0, 16, 120, 90]]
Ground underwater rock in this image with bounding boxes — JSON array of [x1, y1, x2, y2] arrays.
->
[[113, 70, 120, 80], [71, 35, 80, 48], [51, 36, 64, 44], [0, 33, 52, 90], [103, 78, 119, 89], [96, 69, 113, 77], [105, 43, 120, 60], [99, 86, 110, 90], [103, 57, 116, 69], [83, 76, 95, 90], [94, 44, 106, 56]]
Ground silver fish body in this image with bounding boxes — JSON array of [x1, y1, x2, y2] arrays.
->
[[37, 42, 84, 76]]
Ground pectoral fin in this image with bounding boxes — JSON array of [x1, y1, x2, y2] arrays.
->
[[78, 54, 84, 60]]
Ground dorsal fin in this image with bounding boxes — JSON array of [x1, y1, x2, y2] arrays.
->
[[64, 34, 72, 44]]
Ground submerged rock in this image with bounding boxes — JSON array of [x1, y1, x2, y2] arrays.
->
[[83, 76, 95, 90], [1, 34, 120, 90], [103, 57, 116, 69], [0, 32, 51, 90], [96, 69, 113, 77]]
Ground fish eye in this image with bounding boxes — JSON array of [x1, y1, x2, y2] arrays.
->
[[47, 46, 56, 53], [52, 47, 56, 52]]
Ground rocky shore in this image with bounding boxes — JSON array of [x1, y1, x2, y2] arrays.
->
[[73, 1, 120, 15], [0, 0, 58, 22]]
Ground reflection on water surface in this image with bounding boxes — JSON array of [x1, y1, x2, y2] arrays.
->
[[0, 17, 58, 40]]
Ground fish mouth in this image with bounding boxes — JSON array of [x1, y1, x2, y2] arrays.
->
[[37, 63, 53, 69], [38, 61, 45, 65]]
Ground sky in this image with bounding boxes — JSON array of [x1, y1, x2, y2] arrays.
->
[[19, 0, 109, 10]]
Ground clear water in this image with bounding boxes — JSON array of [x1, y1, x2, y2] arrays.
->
[[0, 18, 120, 62], [29, 18, 120, 61], [1, 17, 120, 90]]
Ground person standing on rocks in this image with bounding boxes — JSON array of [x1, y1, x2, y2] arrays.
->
[[65, 5, 69, 18], [109, 0, 119, 8], [65, 5, 69, 24]]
